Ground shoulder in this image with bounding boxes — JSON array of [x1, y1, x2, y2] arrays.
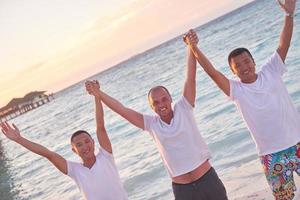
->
[[261, 51, 287, 76], [175, 96, 194, 110], [97, 148, 114, 160], [67, 160, 82, 177], [229, 79, 243, 100]]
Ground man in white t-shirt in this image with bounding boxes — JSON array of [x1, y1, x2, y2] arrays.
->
[[0, 83, 128, 200], [185, 0, 299, 199], [86, 30, 228, 199]]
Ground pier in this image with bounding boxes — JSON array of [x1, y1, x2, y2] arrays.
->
[[0, 91, 54, 123]]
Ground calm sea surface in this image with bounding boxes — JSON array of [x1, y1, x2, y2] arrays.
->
[[1, 0, 300, 199]]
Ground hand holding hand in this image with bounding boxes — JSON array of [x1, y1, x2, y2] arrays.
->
[[278, 0, 296, 16], [85, 80, 101, 96], [183, 29, 199, 46]]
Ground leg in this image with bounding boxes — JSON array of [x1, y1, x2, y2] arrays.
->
[[198, 167, 228, 200], [295, 142, 300, 176], [260, 150, 296, 200], [172, 182, 196, 200]]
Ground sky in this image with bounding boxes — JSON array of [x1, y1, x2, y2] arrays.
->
[[0, 0, 254, 108]]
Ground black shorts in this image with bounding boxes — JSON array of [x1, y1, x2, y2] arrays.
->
[[172, 167, 228, 200]]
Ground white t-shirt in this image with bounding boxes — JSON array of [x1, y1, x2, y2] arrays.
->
[[229, 51, 300, 156], [143, 96, 212, 177], [67, 148, 128, 200]]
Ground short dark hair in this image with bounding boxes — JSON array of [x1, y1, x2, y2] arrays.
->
[[147, 86, 171, 101], [70, 130, 92, 143], [228, 48, 254, 66]]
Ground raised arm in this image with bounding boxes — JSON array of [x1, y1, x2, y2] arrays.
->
[[276, 0, 296, 62], [184, 30, 230, 96], [183, 31, 197, 106], [86, 81, 112, 153], [0, 122, 67, 174], [85, 80, 144, 130]]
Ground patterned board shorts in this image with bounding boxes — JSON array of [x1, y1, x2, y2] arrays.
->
[[260, 142, 300, 200]]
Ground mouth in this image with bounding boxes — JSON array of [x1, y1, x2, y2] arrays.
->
[[160, 107, 167, 112], [243, 70, 249, 75], [83, 150, 90, 155]]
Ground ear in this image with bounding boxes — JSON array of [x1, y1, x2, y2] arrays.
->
[[229, 65, 236, 74], [150, 104, 155, 110], [148, 98, 155, 110], [72, 146, 77, 154]]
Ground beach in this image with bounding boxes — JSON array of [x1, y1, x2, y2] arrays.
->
[[0, 0, 300, 199]]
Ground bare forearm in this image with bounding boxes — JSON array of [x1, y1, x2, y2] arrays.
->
[[94, 96, 112, 153], [190, 45, 230, 96], [187, 48, 197, 80], [16, 137, 53, 158], [97, 91, 126, 116], [184, 48, 197, 105], [94, 96, 105, 130], [15, 137, 67, 174], [97, 90, 144, 129], [277, 16, 294, 61], [190, 45, 217, 76]]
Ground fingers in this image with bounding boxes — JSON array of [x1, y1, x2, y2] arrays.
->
[[0, 122, 12, 134], [85, 80, 100, 95], [183, 34, 188, 44], [12, 123, 19, 132], [277, 0, 296, 13], [277, 0, 284, 7], [0, 122, 8, 132], [184, 29, 198, 46]]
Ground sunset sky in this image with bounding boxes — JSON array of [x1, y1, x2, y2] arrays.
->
[[0, 0, 254, 107]]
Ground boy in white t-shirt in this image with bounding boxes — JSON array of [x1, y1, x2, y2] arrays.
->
[[86, 27, 228, 199], [185, 0, 299, 199], [0, 83, 128, 200]]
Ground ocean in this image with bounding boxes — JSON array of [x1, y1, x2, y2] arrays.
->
[[1, 0, 300, 199]]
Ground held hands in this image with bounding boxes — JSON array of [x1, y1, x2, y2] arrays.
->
[[85, 80, 101, 97], [0, 122, 22, 142], [278, 0, 296, 16], [183, 29, 199, 47]]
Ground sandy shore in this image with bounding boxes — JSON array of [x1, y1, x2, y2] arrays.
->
[[233, 176, 300, 200], [223, 159, 300, 200]]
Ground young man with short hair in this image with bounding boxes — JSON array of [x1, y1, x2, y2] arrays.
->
[[0, 83, 128, 200], [185, 0, 299, 199]]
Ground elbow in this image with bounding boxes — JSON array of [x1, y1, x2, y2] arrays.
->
[[45, 151, 56, 160]]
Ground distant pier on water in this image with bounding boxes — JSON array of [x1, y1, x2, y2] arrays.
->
[[0, 91, 54, 123]]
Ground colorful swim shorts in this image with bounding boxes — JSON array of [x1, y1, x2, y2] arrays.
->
[[260, 142, 300, 200]]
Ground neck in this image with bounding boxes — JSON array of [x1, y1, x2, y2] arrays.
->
[[161, 111, 174, 124], [83, 155, 96, 169], [242, 73, 258, 84]]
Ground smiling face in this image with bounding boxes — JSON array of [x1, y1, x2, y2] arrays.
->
[[148, 86, 173, 123], [71, 132, 95, 161], [229, 51, 257, 83]]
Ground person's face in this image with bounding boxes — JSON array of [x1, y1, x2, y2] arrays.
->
[[72, 133, 95, 160], [230, 52, 257, 83], [148, 88, 173, 119]]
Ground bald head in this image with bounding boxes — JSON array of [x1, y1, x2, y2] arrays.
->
[[148, 86, 171, 101]]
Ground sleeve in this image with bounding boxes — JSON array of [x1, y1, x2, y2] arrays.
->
[[176, 96, 194, 110], [67, 161, 77, 178], [143, 114, 156, 133], [262, 51, 287, 76], [97, 147, 114, 160], [229, 79, 240, 101]]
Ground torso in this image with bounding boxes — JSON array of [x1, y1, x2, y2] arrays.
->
[[172, 160, 211, 184]]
